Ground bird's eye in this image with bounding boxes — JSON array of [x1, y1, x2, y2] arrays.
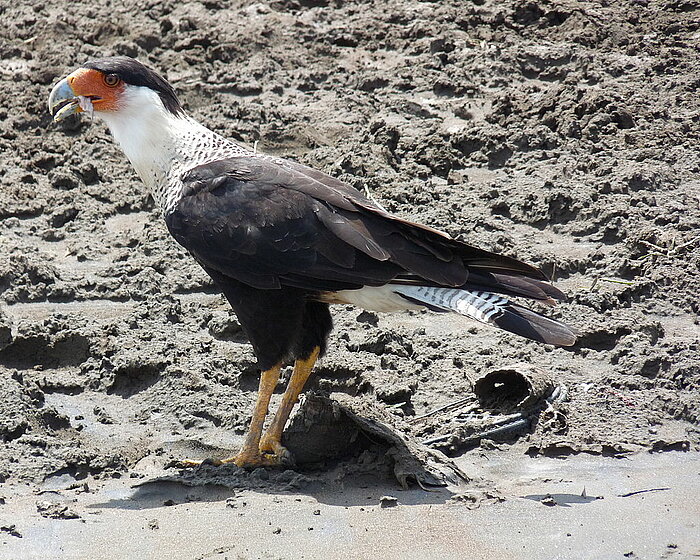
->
[[103, 73, 120, 87]]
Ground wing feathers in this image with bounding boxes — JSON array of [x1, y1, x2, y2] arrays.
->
[[168, 155, 572, 340], [314, 204, 391, 261]]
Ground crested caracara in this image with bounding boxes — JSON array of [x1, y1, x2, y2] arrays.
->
[[49, 57, 576, 468]]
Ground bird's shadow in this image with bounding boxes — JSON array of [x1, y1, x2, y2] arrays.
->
[[87, 468, 458, 511], [522, 493, 603, 507]]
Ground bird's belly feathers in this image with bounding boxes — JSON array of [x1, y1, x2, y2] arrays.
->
[[322, 285, 424, 312]]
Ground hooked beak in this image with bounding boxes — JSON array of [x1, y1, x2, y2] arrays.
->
[[48, 77, 81, 122]]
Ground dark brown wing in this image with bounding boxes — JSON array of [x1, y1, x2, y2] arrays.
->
[[165, 155, 564, 300]]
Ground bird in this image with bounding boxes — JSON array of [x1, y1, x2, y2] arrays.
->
[[48, 56, 576, 469]]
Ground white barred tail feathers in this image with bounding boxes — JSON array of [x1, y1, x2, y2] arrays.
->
[[392, 285, 577, 346]]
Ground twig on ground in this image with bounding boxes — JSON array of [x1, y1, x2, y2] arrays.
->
[[600, 277, 635, 286], [410, 397, 474, 422], [617, 487, 670, 498]]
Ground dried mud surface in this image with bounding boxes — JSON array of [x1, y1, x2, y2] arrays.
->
[[0, 0, 698, 548]]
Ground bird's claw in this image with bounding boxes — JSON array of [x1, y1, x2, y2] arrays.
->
[[258, 435, 296, 467]]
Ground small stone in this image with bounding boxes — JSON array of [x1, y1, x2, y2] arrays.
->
[[540, 495, 557, 507], [41, 229, 66, 242], [0, 525, 21, 538], [379, 495, 398, 508], [48, 170, 78, 190], [272, 527, 282, 534], [93, 406, 115, 425], [49, 205, 79, 228], [36, 501, 81, 519], [356, 311, 379, 326]]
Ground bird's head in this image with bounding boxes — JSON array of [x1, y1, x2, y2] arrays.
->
[[48, 56, 183, 123]]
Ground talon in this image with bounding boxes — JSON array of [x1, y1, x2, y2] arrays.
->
[[259, 435, 296, 467], [264, 448, 296, 468]]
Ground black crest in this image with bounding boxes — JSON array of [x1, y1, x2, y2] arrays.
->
[[83, 56, 183, 116]]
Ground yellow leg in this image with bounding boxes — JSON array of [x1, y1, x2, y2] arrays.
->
[[218, 364, 281, 468], [259, 347, 320, 460]]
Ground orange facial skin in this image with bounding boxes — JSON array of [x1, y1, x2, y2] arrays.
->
[[66, 68, 125, 113]]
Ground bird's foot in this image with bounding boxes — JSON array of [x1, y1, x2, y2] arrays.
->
[[233, 447, 295, 468], [177, 448, 292, 470], [259, 434, 296, 467]]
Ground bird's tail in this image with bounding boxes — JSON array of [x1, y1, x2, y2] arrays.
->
[[391, 285, 577, 346]]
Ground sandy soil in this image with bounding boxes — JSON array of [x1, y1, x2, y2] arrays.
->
[[0, 0, 698, 558]]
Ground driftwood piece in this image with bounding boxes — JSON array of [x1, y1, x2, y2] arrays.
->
[[285, 393, 470, 489]]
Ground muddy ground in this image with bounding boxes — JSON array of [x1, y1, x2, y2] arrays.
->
[[0, 0, 698, 558]]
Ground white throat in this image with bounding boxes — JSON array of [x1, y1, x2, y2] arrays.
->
[[96, 86, 248, 213]]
